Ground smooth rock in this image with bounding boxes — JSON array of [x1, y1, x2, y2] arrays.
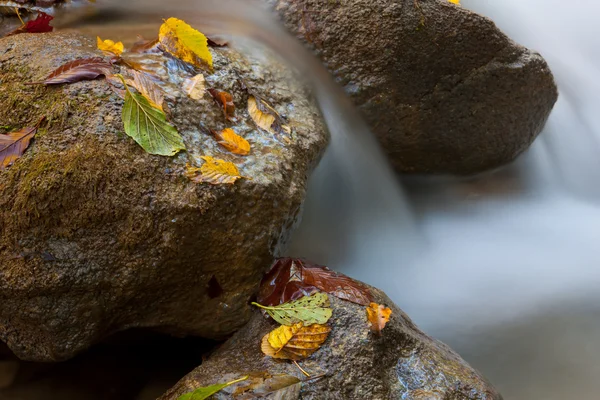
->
[[0, 32, 328, 361], [160, 289, 502, 399], [267, 0, 558, 174]]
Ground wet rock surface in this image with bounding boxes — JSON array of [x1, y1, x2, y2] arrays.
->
[[0, 32, 328, 361], [267, 0, 558, 175], [161, 290, 502, 400]]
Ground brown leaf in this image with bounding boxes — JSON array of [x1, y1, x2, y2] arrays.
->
[[212, 128, 250, 155], [207, 36, 229, 48], [208, 89, 236, 121], [366, 302, 392, 335], [247, 94, 291, 139], [185, 157, 243, 185], [126, 70, 166, 111], [0, 117, 44, 170], [29, 57, 113, 85], [257, 258, 374, 307], [129, 36, 161, 54], [261, 323, 331, 361]]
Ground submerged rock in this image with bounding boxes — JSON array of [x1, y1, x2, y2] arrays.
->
[[0, 32, 327, 361], [267, 0, 558, 175], [160, 288, 502, 399]]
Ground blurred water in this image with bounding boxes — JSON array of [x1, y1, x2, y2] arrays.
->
[[60, 0, 600, 398], [291, 1, 600, 399]]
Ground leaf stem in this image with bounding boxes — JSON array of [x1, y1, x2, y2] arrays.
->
[[293, 361, 311, 378]]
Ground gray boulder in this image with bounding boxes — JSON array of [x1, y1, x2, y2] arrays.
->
[[161, 289, 502, 399], [0, 32, 327, 361], [268, 0, 558, 174]]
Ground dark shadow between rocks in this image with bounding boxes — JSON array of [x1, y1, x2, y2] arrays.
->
[[0, 330, 220, 400]]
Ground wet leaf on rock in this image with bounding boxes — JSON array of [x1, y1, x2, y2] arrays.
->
[[366, 302, 392, 335], [261, 323, 331, 361], [7, 12, 53, 36], [159, 17, 213, 70], [212, 128, 250, 155], [257, 258, 374, 307], [129, 36, 161, 54], [252, 292, 332, 326], [183, 74, 206, 100], [126, 70, 166, 111], [0, 117, 44, 170], [118, 75, 185, 156], [177, 376, 249, 400], [248, 94, 291, 139], [97, 36, 124, 57], [29, 57, 113, 85], [208, 89, 236, 121], [186, 156, 243, 185]]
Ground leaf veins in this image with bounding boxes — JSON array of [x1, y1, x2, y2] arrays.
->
[[252, 292, 332, 326], [29, 57, 113, 85], [0, 117, 44, 170], [261, 323, 331, 361]]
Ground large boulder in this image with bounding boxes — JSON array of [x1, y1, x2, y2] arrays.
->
[[267, 0, 558, 175], [160, 288, 502, 399], [0, 32, 327, 361]]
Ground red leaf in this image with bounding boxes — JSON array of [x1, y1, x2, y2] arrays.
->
[[30, 57, 113, 85], [25, 12, 54, 33], [257, 258, 374, 306], [208, 88, 236, 121], [6, 12, 54, 36]]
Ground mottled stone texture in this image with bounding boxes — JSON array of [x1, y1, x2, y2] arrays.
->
[[161, 290, 502, 400], [0, 32, 328, 362], [268, 0, 558, 175]]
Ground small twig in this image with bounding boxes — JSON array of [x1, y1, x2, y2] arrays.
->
[[293, 360, 311, 378], [15, 7, 24, 25]]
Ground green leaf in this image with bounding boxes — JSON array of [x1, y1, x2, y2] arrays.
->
[[117, 74, 185, 156], [178, 376, 248, 400], [252, 292, 332, 326]]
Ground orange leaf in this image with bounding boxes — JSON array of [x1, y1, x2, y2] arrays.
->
[[212, 128, 250, 156], [208, 89, 236, 121], [261, 323, 331, 361], [366, 303, 392, 335], [185, 156, 243, 185], [0, 117, 44, 170]]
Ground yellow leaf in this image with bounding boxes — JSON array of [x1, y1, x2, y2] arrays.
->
[[212, 128, 250, 155], [159, 17, 213, 70], [185, 156, 243, 185], [248, 94, 292, 139], [448, 0, 460, 4], [366, 302, 392, 335], [248, 95, 275, 132], [126, 70, 165, 111], [183, 74, 206, 100], [261, 323, 331, 361], [96, 36, 124, 57]]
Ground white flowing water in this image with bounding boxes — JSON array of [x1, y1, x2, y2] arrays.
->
[[71, 1, 600, 398]]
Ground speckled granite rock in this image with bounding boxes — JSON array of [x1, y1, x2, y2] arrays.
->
[[267, 0, 558, 175], [161, 289, 502, 400], [0, 32, 328, 362]]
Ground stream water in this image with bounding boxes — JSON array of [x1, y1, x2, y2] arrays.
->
[[24, 0, 600, 398]]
